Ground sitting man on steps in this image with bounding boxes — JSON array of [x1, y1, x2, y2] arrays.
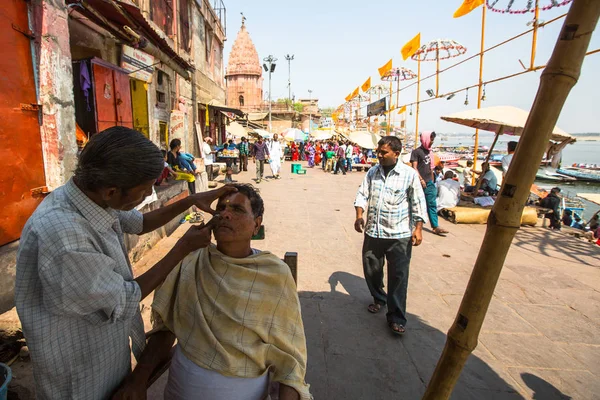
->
[[112, 184, 311, 400]]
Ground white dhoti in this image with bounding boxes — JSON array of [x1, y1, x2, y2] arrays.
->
[[269, 141, 282, 176]]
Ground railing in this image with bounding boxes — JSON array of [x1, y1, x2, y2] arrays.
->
[[212, 0, 226, 36]]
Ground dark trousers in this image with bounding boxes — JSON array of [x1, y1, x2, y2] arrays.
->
[[321, 154, 327, 169], [205, 165, 214, 181], [334, 158, 346, 174], [362, 235, 412, 326], [240, 154, 248, 171]]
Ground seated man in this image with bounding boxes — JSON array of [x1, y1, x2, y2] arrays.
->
[[113, 184, 311, 400], [437, 171, 461, 211], [479, 162, 498, 195]]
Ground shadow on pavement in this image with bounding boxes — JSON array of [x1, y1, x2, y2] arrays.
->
[[511, 228, 600, 267], [299, 271, 525, 399], [521, 373, 572, 400]]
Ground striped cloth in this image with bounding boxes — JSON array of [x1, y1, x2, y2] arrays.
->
[[354, 162, 428, 239], [152, 245, 312, 399], [15, 178, 145, 399]]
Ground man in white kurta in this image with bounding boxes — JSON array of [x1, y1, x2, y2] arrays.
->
[[269, 134, 283, 179]]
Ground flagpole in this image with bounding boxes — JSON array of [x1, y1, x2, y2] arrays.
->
[[436, 48, 440, 97], [472, 4, 486, 183], [415, 59, 421, 147], [387, 79, 392, 135], [531, 0, 540, 69]]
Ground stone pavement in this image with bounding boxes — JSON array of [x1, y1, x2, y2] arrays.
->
[[137, 160, 600, 400]]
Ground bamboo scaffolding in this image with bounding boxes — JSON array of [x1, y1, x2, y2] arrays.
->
[[473, 5, 487, 184], [415, 59, 421, 146], [422, 1, 600, 398]]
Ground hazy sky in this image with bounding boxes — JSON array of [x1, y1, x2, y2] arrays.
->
[[222, 0, 599, 133]]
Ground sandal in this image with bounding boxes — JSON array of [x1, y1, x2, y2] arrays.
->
[[388, 322, 406, 336], [367, 303, 384, 314]]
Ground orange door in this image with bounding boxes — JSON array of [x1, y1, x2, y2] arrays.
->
[[114, 70, 133, 128], [93, 63, 118, 132], [0, 0, 47, 245]]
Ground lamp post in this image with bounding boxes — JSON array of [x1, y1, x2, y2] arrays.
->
[[263, 55, 277, 132], [308, 89, 313, 135], [285, 54, 294, 108]]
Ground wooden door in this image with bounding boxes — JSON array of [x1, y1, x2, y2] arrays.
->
[[114, 70, 133, 128], [93, 63, 118, 132], [0, 0, 47, 245], [130, 79, 149, 136]]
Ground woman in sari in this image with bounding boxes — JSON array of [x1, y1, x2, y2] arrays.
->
[[291, 142, 300, 161], [307, 141, 316, 167], [315, 141, 322, 165]]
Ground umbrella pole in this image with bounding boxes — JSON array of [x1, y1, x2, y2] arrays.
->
[[415, 59, 421, 146], [436, 50, 440, 98], [531, 0, 540, 70], [422, 1, 599, 399], [473, 4, 487, 184]]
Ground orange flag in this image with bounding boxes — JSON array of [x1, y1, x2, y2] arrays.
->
[[453, 0, 484, 18], [397, 105, 407, 114], [378, 59, 392, 78], [401, 33, 421, 61], [345, 93, 352, 102], [350, 87, 359, 99], [361, 77, 371, 92]]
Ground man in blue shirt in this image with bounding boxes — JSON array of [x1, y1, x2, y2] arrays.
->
[[354, 136, 428, 335]]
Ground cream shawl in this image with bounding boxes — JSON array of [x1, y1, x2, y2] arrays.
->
[[152, 245, 311, 399]]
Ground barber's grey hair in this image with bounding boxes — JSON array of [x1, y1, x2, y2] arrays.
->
[[74, 126, 164, 192]]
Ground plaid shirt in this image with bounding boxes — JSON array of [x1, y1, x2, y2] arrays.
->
[[15, 179, 146, 399], [354, 162, 428, 239], [238, 141, 249, 156]]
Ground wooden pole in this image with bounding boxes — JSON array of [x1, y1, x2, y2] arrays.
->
[[415, 59, 421, 147], [436, 49, 440, 97], [387, 79, 392, 135], [531, 0, 540, 70], [422, 1, 600, 399], [473, 5, 486, 184]]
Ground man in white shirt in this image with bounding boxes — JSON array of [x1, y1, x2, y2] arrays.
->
[[202, 137, 216, 181], [437, 171, 461, 211], [268, 134, 283, 179], [345, 141, 354, 172], [502, 141, 517, 178]]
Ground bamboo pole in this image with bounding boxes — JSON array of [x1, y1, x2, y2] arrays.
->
[[473, 5, 486, 184], [422, 1, 600, 399], [436, 49, 440, 97], [387, 79, 392, 135], [531, 0, 540, 70], [415, 59, 421, 146]]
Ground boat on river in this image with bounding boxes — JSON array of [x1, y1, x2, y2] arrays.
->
[[556, 167, 600, 183], [536, 168, 577, 182]]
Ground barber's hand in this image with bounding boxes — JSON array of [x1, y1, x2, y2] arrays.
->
[[175, 218, 218, 256], [354, 217, 365, 233], [110, 375, 147, 400], [189, 185, 237, 215], [412, 227, 423, 246]]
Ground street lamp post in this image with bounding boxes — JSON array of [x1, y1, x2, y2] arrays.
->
[[285, 54, 294, 108], [263, 55, 277, 132], [308, 89, 313, 135]]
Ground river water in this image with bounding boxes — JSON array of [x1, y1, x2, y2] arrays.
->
[[435, 133, 600, 217]]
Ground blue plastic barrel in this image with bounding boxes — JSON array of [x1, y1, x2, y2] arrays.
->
[[0, 363, 12, 400]]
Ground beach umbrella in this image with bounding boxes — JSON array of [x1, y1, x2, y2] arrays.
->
[[346, 130, 381, 150], [310, 128, 335, 141], [423, 2, 598, 398], [226, 121, 248, 139], [381, 67, 418, 135], [412, 39, 467, 98], [253, 129, 272, 139], [282, 128, 306, 142]]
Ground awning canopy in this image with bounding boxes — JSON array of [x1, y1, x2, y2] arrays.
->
[[226, 121, 249, 139], [347, 130, 381, 150], [441, 106, 574, 143], [208, 100, 245, 117], [247, 112, 269, 121]]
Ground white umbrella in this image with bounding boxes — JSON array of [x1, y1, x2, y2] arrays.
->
[[282, 128, 306, 142], [347, 130, 381, 150], [253, 129, 272, 139], [226, 121, 248, 139], [310, 128, 335, 141], [441, 105, 573, 142]]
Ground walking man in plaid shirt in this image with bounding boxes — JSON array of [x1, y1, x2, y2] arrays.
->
[[354, 136, 428, 335], [14, 127, 234, 399]]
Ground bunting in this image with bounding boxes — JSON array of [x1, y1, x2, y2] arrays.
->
[[361, 77, 371, 92], [401, 33, 421, 61], [453, 0, 484, 18], [378, 59, 393, 78]]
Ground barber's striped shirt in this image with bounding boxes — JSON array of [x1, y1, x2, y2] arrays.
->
[[354, 162, 428, 239]]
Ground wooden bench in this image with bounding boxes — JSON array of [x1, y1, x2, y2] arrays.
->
[[145, 252, 298, 387]]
